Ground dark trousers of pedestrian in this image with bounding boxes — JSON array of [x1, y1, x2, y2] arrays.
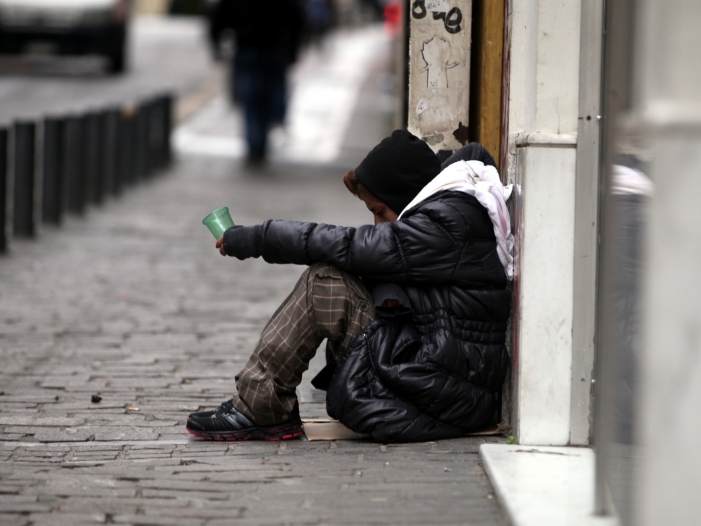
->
[[232, 263, 376, 425], [233, 48, 288, 160]]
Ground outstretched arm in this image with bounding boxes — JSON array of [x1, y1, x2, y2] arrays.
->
[[222, 212, 463, 283]]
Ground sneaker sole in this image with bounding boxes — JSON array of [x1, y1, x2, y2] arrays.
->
[[185, 418, 304, 441]]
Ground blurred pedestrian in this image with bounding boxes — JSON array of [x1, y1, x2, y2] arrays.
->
[[360, 0, 384, 21], [303, 0, 333, 45], [208, 0, 304, 165]]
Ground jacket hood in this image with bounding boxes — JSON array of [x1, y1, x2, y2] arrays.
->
[[399, 161, 514, 280]]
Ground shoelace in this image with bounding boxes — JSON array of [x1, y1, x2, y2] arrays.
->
[[214, 399, 235, 416]]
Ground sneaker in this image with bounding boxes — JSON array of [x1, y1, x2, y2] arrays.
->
[[186, 399, 303, 441]]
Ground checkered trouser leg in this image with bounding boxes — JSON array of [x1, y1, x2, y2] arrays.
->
[[232, 262, 376, 425]]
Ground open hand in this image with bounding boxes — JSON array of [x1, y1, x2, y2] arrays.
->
[[215, 237, 226, 256]]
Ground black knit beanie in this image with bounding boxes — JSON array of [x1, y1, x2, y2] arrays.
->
[[354, 130, 441, 215]]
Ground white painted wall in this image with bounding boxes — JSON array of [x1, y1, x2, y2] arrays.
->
[[507, 0, 581, 142], [507, 0, 582, 445], [514, 141, 577, 445]]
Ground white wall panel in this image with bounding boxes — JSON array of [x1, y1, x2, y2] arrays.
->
[[506, 0, 582, 445], [516, 145, 576, 445]]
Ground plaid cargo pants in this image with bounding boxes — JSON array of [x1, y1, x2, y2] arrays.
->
[[232, 262, 376, 425]]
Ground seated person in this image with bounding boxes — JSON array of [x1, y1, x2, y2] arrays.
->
[[186, 131, 513, 443]]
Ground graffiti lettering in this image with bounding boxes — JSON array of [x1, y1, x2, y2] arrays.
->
[[431, 7, 462, 34], [412, 0, 427, 19], [411, 0, 462, 34]]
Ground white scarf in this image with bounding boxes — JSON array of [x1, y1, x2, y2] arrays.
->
[[398, 160, 514, 280]]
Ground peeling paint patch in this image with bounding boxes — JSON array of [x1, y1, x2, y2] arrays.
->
[[426, 0, 450, 13], [422, 133, 445, 146], [416, 98, 430, 116], [453, 121, 469, 145]]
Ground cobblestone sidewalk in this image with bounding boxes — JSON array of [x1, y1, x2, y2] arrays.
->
[[0, 146, 506, 524]]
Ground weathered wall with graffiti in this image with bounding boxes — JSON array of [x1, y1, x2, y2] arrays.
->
[[407, 0, 472, 153]]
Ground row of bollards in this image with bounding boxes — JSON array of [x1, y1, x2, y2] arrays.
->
[[0, 94, 173, 253]]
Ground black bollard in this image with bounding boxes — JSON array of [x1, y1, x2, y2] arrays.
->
[[153, 98, 165, 172], [42, 117, 65, 225], [101, 108, 119, 197], [64, 116, 86, 215], [145, 96, 166, 173], [13, 121, 36, 238], [139, 100, 151, 177], [134, 104, 148, 180], [90, 112, 107, 205], [0, 128, 7, 253], [118, 106, 136, 186], [145, 99, 159, 174], [114, 109, 127, 193], [83, 112, 102, 205], [152, 95, 171, 171], [162, 94, 173, 167]]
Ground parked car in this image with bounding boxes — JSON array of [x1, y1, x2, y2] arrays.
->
[[0, 0, 130, 73]]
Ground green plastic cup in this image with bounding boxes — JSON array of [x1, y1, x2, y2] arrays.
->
[[202, 207, 235, 239]]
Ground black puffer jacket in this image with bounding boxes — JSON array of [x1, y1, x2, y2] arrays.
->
[[247, 190, 510, 442]]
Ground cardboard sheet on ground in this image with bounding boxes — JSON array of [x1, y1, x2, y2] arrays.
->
[[301, 419, 508, 441]]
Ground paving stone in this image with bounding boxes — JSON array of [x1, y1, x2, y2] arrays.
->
[[0, 496, 52, 514], [40, 376, 93, 389], [69, 453, 122, 463], [27, 513, 108, 525], [22, 478, 137, 499], [89, 428, 159, 442], [0, 435, 28, 442], [0, 515, 29, 526], [111, 515, 206, 526], [31, 429, 95, 443], [0, 417, 85, 427], [52, 497, 179, 513]]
